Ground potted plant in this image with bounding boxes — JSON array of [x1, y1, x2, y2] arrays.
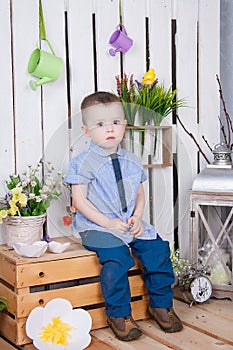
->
[[115, 69, 187, 161], [0, 161, 63, 247]]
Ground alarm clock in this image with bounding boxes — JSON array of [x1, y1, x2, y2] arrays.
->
[[190, 275, 212, 303], [179, 269, 212, 306]]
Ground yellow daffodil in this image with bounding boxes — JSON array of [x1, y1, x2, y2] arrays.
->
[[141, 68, 156, 85], [11, 187, 23, 196], [0, 210, 8, 224], [8, 201, 19, 216], [11, 188, 27, 207], [0, 210, 8, 219]]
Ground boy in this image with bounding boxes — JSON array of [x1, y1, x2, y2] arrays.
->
[[65, 91, 183, 341]]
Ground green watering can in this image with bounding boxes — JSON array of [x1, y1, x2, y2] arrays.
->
[[27, 39, 63, 91]]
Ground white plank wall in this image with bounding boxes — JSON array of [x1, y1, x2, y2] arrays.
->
[[0, 0, 220, 260], [150, 0, 174, 243], [0, 0, 14, 194], [176, 0, 200, 256], [42, 0, 70, 237], [13, 0, 42, 173]]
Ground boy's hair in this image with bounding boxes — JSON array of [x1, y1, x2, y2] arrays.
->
[[81, 91, 122, 125], [81, 91, 120, 110]]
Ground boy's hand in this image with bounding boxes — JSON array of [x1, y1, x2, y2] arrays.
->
[[127, 216, 144, 238], [105, 218, 129, 234]]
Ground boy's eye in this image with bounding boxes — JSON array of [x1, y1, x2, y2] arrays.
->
[[97, 122, 104, 127], [113, 120, 121, 125]]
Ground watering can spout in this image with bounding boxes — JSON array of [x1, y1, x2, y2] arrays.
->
[[29, 77, 53, 91]]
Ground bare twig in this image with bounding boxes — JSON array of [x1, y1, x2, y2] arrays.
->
[[218, 115, 228, 145], [216, 74, 232, 148], [176, 114, 210, 164], [202, 135, 213, 152]]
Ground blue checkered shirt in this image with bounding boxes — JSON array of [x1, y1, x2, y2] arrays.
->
[[65, 141, 157, 245]]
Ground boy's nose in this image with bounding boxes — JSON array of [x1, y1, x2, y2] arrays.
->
[[106, 123, 114, 132]]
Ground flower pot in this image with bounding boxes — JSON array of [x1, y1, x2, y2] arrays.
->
[[123, 125, 172, 167], [4, 214, 46, 248], [123, 125, 162, 163]]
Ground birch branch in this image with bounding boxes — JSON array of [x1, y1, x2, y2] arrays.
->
[[216, 74, 232, 148], [176, 114, 210, 164], [202, 135, 213, 152]]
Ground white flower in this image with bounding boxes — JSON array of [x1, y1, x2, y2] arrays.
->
[[41, 194, 48, 200], [41, 185, 49, 193], [22, 180, 29, 187], [26, 298, 92, 350], [29, 193, 36, 199]]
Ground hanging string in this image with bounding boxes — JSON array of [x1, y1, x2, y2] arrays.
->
[[119, 0, 122, 27], [39, 0, 46, 40], [119, 0, 123, 77]]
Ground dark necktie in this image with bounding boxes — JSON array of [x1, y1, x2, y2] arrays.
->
[[110, 153, 127, 213]]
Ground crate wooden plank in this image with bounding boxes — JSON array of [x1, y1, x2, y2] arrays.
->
[[88, 298, 149, 331], [0, 312, 30, 346], [0, 299, 148, 346], [12, 275, 145, 318], [0, 336, 18, 350], [0, 238, 142, 288], [0, 238, 93, 264], [0, 256, 16, 287], [15, 254, 101, 288]]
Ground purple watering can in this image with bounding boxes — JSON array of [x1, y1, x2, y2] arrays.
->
[[109, 25, 133, 56]]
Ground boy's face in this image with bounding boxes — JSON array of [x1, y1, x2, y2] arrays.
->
[[82, 102, 127, 153]]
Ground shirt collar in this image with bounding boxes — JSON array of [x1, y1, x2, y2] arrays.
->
[[89, 141, 124, 157]]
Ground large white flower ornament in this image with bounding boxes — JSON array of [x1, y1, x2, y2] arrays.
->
[[26, 298, 92, 350]]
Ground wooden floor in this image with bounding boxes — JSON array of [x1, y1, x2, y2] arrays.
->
[[1, 296, 233, 350]]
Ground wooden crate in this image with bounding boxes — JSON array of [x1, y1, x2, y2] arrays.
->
[[0, 237, 148, 346]]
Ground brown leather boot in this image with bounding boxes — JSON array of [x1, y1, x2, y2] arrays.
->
[[148, 306, 183, 333], [107, 315, 142, 341]]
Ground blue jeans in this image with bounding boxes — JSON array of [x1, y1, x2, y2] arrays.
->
[[81, 231, 175, 318]]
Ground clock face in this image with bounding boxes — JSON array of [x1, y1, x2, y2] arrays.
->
[[190, 276, 212, 303]]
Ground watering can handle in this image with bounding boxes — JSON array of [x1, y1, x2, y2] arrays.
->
[[118, 24, 127, 35], [41, 38, 56, 55]]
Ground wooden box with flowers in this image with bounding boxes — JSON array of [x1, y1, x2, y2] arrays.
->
[[0, 237, 148, 346]]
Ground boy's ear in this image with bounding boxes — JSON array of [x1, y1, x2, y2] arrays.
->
[[82, 124, 90, 137]]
